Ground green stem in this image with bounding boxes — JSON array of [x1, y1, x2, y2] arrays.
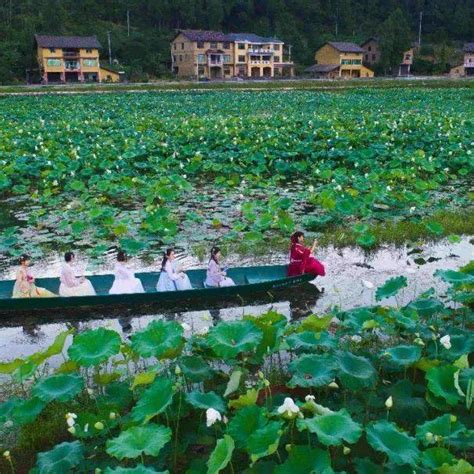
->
[[173, 388, 182, 470]]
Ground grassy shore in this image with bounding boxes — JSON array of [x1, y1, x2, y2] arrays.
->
[[1, 76, 473, 95]]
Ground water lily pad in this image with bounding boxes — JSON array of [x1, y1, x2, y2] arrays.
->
[[207, 435, 234, 474], [131, 320, 184, 359], [36, 441, 84, 473], [68, 328, 121, 367], [274, 446, 333, 474], [383, 345, 422, 368], [228, 405, 268, 449], [337, 351, 377, 390], [106, 424, 171, 460], [289, 354, 337, 388], [207, 320, 263, 359], [32, 374, 83, 403], [130, 376, 174, 422], [186, 390, 226, 413], [298, 409, 362, 446], [366, 420, 420, 466], [376, 276, 407, 301], [426, 366, 461, 406]]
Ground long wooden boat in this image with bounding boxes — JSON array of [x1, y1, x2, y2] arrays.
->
[[0, 265, 314, 314]]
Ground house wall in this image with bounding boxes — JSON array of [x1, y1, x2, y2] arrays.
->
[[315, 44, 340, 64], [362, 39, 381, 65]]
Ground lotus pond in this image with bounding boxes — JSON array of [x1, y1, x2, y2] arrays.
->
[[0, 87, 473, 269], [0, 259, 473, 473]]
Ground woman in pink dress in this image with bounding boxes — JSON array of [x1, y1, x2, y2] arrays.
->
[[287, 231, 325, 278]]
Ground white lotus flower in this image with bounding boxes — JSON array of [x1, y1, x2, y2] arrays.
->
[[362, 280, 374, 289], [67, 426, 76, 434], [305, 395, 315, 403], [440, 335, 451, 350], [206, 408, 222, 427], [277, 397, 300, 417], [385, 396, 393, 409], [65, 412, 77, 427]]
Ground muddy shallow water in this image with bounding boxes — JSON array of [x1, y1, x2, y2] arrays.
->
[[0, 237, 471, 363]]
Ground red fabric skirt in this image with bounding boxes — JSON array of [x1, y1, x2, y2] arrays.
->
[[288, 257, 325, 277]]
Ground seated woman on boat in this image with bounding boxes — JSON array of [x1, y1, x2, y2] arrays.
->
[[12, 254, 57, 298], [156, 249, 192, 292], [109, 251, 145, 295], [59, 252, 96, 297], [288, 231, 326, 278], [204, 247, 235, 287]]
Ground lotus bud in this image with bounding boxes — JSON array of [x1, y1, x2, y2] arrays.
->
[[343, 447, 351, 455], [328, 381, 339, 389], [450, 415, 457, 423], [285, 444, 292, 452], [95, 469, 102, 474], [434, 435, 443, 443], [439, 335, 451, 350], [84, 423, 89, 433], [87, 388, 94, 396], [258, 371, 265, 380], [67, 426, 76, 435], [3, 451, 11, 459], [385, 396, 393, 409], [414, 337, 425, 346], [94, 421, 104, 431], [109, 412, 117, 420], [425, 432, 434, 443], [264, 379, 270, 387], [175, 365, 182, 376]]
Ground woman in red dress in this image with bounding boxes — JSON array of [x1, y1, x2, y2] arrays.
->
[[288, 231, 326, 278]]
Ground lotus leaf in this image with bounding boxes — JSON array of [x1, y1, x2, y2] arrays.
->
[[366, 420, 420, 466], [106, 424, 171, 460], [297, 409, 362, 446], [186, 391, 226, 413], [383, 345, 422, 368], [427, 366, 462, 405], [32, 374, 83, 403], [228, 405, 268, 449], [434, 270, 474, 285], [376, 276, 407, 301], [12, 396, 46, 425], [247, 420, 283, 464], [207, 320, 263, 359], [337, 351, 377, 390], [228, 389, 259, 409], [438, 459, 474, 474], [416, 414, 467, 445], [130, 376, 174, 422], [207, 435, 234, 474], [105, 466, 164, 474], [179, 355, 214, 382], [36, 441, 84, 474], [275, 446, 333, 474], [420, 448, 455, 470], [407, 298, 444, 316], [131, 320, 184, 359], [289, 354, 337, 388], [286, 331, 336, 352], [68, 328, 121, 367]]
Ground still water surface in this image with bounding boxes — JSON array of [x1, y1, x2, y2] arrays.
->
[[0, 237, 471, 363]]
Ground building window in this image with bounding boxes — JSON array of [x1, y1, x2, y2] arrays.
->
[[372, 54, 376, 61], [197, 41, 204, 48], [238, 43, 245, 50], [274, 44, 280, 50], [224, 66, 231, 75], [274, 56, 280, 62], [83, 59, 98, 67], [179, 55, 183, 62], [224, 54, 231, 63], [341, 59, 350, 65], [223, 42, 230, 49], [174, 43, 176, 50], [368, 46, 372, 51], [181, 43, 184, 49], [86, 48, 93, 53], [365, 54, 369, 61], [198, 65, 205, 75], [49, 48, 56, 53], [197, 54, 206, 64], [210, 42, 218, 48], [173, 55, 177, 62], [405, 54, 411, 60], [47, 58, 61, 66], [238, 55, 245, 62], [351, 59, 361, 65]]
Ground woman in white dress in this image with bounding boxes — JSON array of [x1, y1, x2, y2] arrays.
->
[[109, 251, 145, 295], [59, 252, 96, 297], [156, 249, 192, 292], [205, 247, 235, 287]]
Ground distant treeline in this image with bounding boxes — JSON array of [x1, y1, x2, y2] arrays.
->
[[0, 0, 472, 83]]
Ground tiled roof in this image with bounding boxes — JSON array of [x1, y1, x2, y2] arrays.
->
[[227, 33, 283, 43], [35, 34, 101, 49], [177, 30, 231, 42], [463, 43, 474, 53], [360, 37, 379, 46], [327, 41, 365, 53], [305, 64, 340, 73]]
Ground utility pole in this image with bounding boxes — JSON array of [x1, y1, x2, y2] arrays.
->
[[418, 11, 423, 47], [127, 10, 130, 37], [107, 31, 112, 65]]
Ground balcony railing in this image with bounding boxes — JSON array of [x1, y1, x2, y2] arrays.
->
[[250, 60, 272, 65], [464, 61, 474, 67], [248, 48, 273, 54], [63, 52, 80, 59], [65, 61, 80, 70], [209, 59, 223, 65]]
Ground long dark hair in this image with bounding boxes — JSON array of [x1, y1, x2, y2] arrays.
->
[[291, 231, 304, 245], [161, 248, 174, 272], [19, 254, 31, 264], [210, 246, 221, 264], [117, 250, 127, 262], [64, 251, 75, 262]]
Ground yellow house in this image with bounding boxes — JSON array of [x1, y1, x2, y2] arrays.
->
[[450, 43, 474, 77], [306, 42, 373, 78], [170, 30, 294, 79], [35, 34, 121, 83]]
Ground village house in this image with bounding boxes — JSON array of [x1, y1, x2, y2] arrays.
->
[[360, 37, 414, 76], [305, 42, 374, 78], [450, 43, 474, 77], [170, 30, 294, 79], [34, 35, 121, 84]]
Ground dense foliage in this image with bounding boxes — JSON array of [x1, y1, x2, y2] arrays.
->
[[0, 0, 473, 83], [0, 265, 473, 472], [0, 88, 472, 261]]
